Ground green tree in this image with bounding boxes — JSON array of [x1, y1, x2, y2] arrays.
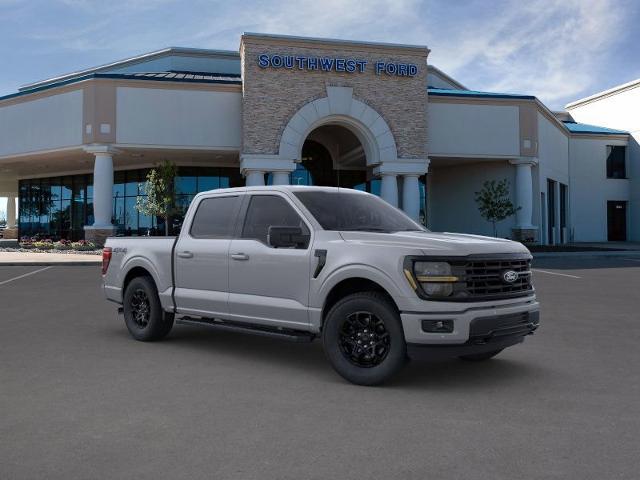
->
[[136, 160, 178, 236], [474, 179, 520, 237]]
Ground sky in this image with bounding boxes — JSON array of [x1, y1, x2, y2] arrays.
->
[[1, 0, 640, 214]]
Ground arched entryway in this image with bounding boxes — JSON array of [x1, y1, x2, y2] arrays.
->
[[241, 86, 429, 221], [287, 124, 381, 195]]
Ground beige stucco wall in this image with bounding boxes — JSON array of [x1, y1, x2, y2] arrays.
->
[[240, 35, 429, 160]]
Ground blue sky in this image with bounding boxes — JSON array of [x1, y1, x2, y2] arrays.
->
[[1, 0, 639, 108], [1, 0, 639, 216]]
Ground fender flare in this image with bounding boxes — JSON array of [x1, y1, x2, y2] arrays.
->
[[314, 263, 405, 310]]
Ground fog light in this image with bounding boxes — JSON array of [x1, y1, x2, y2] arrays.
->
[[422, 319, 454, 333]]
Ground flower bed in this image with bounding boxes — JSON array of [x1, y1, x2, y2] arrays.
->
[[0, 237, 102, 255]]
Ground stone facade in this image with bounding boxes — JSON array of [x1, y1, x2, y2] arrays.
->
[[240, 34, 429, 161], [84, 227, 114, 247], [2, 227, 18, 239]]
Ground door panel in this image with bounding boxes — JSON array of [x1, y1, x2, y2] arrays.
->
[[228, 194, 312, 329], [173, 194, 242, 317], [228, 239, 312, 327]]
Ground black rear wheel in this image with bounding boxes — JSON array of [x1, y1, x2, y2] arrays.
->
[[123, 276, 174, 341], [323, 292, 406, 386]]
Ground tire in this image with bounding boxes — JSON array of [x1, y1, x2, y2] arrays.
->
[[123, 276, 174, 342], [322, 292, 407, 386], [459, 349, 503, 362]]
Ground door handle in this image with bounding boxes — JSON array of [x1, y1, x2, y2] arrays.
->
[[177, 251, 194, 259], [231, 253, 249, 261]]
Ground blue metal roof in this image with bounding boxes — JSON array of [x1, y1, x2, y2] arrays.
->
[[0, 71, 242, 102], [562, 121, 628, 135], [427, 87, 535, 100]]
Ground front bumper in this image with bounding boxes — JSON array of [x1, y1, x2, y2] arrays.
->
[[400, 298, 539, 345]]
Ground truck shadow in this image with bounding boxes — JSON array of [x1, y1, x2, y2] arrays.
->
[[161, 324, 544, 390], [392, 356, 547, 390]]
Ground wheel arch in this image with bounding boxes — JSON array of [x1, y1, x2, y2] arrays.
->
[[320, 276, 400, 329], [123, 266, 156, 291]]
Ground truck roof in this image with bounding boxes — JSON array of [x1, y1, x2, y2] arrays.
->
[[196, 185, 371, 196]]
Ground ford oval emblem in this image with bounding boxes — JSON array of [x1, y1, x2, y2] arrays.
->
[[502, 270, 519, 284]]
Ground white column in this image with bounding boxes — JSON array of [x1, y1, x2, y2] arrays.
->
[[92, 152, 114, 227], [245, 170, 265, 187], [510, 158, 536, 228], [401, 175, 420, 221], [83, 146, 118, 232], [271, 171, 290, 185], [380, 174, 398, 207], [6, 195, 16, 229]]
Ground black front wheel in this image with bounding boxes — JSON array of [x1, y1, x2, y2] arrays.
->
[[322, 292, 407, 386], [123, 276, 174, 341]]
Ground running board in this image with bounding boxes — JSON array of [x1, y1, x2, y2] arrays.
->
[[176, 316, 316, 343]]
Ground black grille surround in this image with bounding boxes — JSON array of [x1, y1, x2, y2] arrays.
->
[[405, 253, 534, 302]]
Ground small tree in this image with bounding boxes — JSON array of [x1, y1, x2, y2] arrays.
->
[[474, 179, 520, 237], [136, 160, 178, 236]]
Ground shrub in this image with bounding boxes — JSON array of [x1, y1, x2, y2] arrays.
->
[[70, 240, 97, 251]]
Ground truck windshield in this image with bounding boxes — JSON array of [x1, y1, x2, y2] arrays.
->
[[294, 190, 426, 233]]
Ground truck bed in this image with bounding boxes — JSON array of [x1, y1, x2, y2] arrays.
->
[[103, 236, 177, 310]]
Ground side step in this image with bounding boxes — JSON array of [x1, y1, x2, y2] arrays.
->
[[176, 316, 316, 343]]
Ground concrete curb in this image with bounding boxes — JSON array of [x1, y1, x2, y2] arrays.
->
[[532, 251, 640, 258], [0, 261, 101, 266]]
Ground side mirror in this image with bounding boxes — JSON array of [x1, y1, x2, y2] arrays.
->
[[268, 226, 309, 248]]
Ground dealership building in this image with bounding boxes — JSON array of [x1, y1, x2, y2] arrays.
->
[[0, 33, 637, 245]]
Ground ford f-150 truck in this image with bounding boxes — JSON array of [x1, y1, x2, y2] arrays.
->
[[102, 186, 539, 385]]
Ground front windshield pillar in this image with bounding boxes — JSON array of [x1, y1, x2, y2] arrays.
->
[[380, 173, 398, 207]]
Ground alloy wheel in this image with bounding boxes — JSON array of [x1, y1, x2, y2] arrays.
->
[[338, 311, 390, 367]]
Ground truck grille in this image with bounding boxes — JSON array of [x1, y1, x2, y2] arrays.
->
[[412, 254, 534, 302], [462, 258, 532, 298]]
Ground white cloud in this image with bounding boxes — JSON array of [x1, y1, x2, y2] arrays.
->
[[425, 0, 630, 108], [181, 0, 632, 107], [6, 0, 634, 109]]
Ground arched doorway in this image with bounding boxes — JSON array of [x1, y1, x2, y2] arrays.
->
[[287, 124, 381, 195]]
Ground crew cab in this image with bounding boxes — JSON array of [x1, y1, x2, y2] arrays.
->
[[102, 186, 540, 385]]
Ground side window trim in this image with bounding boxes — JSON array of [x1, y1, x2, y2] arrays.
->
[[232, 193, 250, 239], [188, 194, 242, 239], [239, 193, 312, 249]]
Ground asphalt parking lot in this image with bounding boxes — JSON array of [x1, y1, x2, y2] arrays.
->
[[1, 257, 639, 479]]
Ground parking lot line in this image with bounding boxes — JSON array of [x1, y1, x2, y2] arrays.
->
[[532, 269, 581, 279], [0, 266, 52, 287], [623, 258, 640, 262]]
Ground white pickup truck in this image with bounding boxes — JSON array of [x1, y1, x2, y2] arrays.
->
[[102, 186, 539, 385]]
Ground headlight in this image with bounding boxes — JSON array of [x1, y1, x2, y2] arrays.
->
[[405, 260, 458, 298]]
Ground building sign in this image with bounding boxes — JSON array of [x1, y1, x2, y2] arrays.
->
[[257, 53, 418, 77]]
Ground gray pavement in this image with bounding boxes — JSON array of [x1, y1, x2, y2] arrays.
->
[[1, 259, 639, 479]]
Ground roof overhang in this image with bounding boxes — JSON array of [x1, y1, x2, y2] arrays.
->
[[565, 78, 640, 109], [19, 47, 240, 93]]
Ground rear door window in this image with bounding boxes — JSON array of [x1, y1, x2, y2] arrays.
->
[[190, 195, 241, 238]]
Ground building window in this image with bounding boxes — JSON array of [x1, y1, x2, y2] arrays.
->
[[18, 175, 93, 241], [606, 146, 626, 179], [18, 166, 243, 240]]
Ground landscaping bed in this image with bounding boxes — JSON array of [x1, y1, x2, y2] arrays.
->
[[0, 238, 101, 255]]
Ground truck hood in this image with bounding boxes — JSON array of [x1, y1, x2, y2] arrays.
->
[[339, 230, 530, 256]]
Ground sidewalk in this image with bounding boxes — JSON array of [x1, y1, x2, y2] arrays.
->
[[0, 251, 102, 266], [531, 242, 640, 258]]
